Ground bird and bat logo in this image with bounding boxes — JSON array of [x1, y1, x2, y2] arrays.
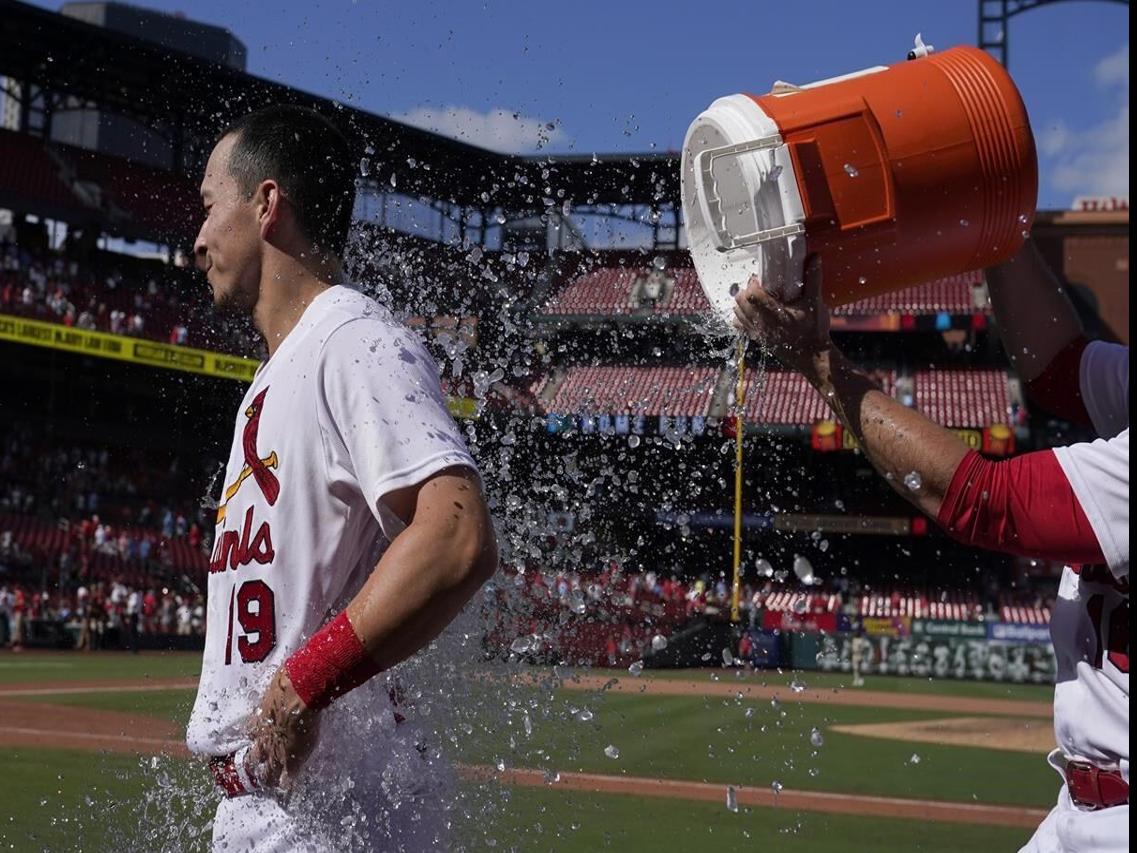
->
[[210, 387, 278, 573]]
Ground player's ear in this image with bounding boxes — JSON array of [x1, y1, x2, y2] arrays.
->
[[257, 180, 283, 240]]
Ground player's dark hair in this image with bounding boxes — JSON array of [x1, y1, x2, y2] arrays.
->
[[221, 105, 355, 256]]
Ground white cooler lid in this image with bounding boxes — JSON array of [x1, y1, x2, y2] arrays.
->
[[681, 94, 807, 328]]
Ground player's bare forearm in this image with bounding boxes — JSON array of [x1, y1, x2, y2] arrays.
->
[[345, 467, 498, 669], [803, 347, 969, 518], [735, 258, 969, 518], [985, 241, 1083, 382]]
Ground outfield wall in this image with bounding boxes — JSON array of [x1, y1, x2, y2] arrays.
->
[[744, 620, 1055, 685]]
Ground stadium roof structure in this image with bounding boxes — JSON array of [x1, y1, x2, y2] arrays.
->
[[0, 0, 681, 221]]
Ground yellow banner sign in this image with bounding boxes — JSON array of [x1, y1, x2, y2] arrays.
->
[[0, 313, 259, 382], [0, 313, 478, 419]]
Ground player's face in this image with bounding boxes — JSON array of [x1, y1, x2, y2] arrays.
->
[[194, 135, 262, 316]]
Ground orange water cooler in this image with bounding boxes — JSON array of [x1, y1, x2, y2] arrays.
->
[[681, 44, 1038, 323]]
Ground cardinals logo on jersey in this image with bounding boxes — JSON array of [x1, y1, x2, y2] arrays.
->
[[211, 387, 278, 575], [217, 387, 280, 523]]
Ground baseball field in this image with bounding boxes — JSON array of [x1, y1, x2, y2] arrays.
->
[[0, 650, 1056, 851]]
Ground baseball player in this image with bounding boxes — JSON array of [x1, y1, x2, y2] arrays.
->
[[185, 105, 498, 852], [735, 243, 1127, 853]]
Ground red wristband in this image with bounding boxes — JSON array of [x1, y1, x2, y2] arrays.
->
[[284, 611, 382, 710]]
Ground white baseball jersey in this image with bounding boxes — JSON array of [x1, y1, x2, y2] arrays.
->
[[1024, 341, 1129, 853], [186, 284, 477, 758]]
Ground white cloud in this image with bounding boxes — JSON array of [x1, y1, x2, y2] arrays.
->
[[1041, 43, 1129, 200], [1095, 43, 1129, 87], [393, 105, 568, 154]]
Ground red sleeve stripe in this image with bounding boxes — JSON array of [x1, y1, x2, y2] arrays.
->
[[1024, 336, 1091, 425], [936, 449, 1106, 563]]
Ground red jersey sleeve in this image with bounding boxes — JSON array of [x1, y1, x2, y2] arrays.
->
[[936, 449, 1106, 564]]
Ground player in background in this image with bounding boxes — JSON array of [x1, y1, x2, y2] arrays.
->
[[186, 105, 498, 851], [735, 243, 1128, 853]]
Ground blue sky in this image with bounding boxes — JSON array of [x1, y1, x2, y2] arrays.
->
[[32, 0, 1130, 209]]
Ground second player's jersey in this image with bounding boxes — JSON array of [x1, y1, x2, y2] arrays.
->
[[1049, 341, 1129, 784], [186, 284, 477, 757]]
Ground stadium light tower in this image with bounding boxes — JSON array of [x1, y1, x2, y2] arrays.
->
[[979, 0, 1129, 67]]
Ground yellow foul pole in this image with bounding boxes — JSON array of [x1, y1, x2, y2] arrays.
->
[[731, 337, 746, 624]]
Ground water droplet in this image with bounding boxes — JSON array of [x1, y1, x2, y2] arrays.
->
[[510, 635, 534, 654], [857, 276, 867, 285], [604, 744, 620, 759], [628, 434, 641, 449], [843, 163, 859, 178], [652, 255, 667, 270], [651, 634, 668, 652], [790, 678, 806, 694], [809, 767, 821, 777], [722, 647, 735, 666], [628, 660, 644, 676], [771, 780, 784, 795], [903, 471, 922, 492], [810, 728, 825, 748], [792, 597, 808, 614], [792, 555, 814, 584], [895, 109, 903, 118], [574, 708, 594, 722], [755, 558, 774, 578], [359, 157, 371, 176], [908, 753, 922, 765], [1018, 213, 1029, 224], [818, 539, 829, 552], [523, 711, 533, 737], [726, 786, 739, 812]]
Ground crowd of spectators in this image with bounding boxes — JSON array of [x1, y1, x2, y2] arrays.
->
[[0, 234, 258, 356], [0, 579, 205, 651]]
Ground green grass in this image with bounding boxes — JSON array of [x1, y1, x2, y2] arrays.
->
[[0, 650, 200, 685], [602, 668, 1054, 703], [454, 691, 1056, 808], [465, 784, 1036, 853], [0, 747, 214, 852], [2, 654, 1056, 849], [0, 748, 1036, 853], [8, 678, 1056, 809]]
